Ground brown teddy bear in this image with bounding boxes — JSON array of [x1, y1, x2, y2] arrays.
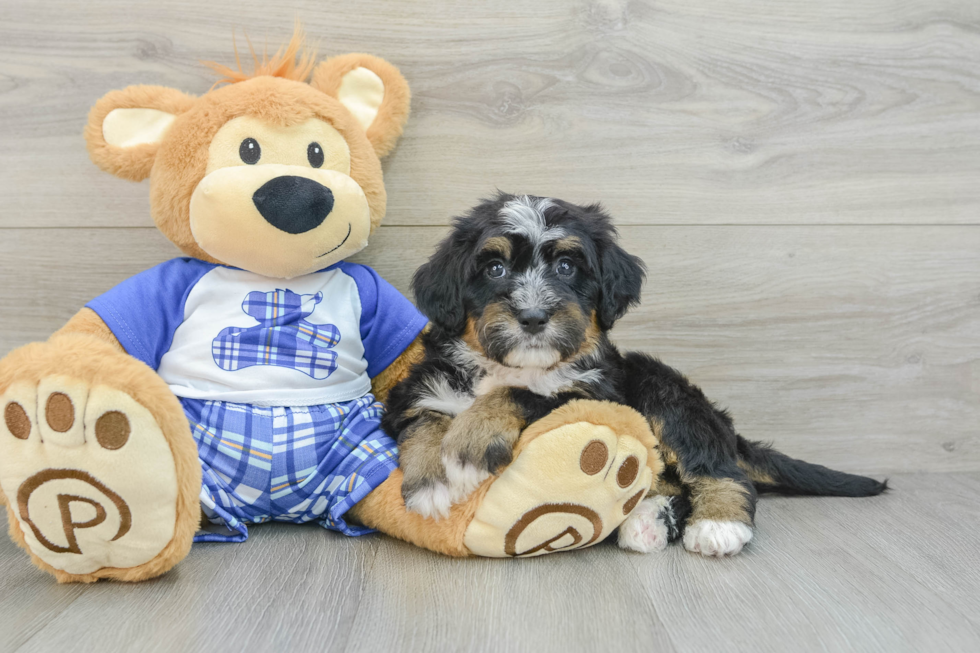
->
[[0, 29, 661, 583]]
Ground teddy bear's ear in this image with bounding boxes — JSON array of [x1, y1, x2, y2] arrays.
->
[[84, 85, 196, 181], [311, 54, 411, 158]]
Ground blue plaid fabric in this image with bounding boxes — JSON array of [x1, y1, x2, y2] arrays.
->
[[211, 289, 342, 380], [180, 394, 398, 543]]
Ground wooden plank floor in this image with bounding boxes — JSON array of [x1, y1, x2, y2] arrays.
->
[[0, 473, 977, 653]]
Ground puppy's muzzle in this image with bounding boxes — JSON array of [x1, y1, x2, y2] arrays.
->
[[517, 308, 550, 335], [252, 176, 335, 235]]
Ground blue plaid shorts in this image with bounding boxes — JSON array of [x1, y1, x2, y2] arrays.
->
[[180, 394, 399, 543]]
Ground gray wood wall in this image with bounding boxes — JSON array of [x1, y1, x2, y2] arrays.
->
[[1, 0, 977, 474]]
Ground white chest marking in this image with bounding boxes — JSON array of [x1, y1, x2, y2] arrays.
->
[[473, 359, 601, 397], [416, 376, 475, 416], [449, 341, 602, 398]]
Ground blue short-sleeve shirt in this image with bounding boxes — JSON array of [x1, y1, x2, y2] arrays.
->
[[87, 258, 427, 406]]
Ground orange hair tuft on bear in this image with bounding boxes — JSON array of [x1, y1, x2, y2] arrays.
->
[[204, 23, 318, 88]]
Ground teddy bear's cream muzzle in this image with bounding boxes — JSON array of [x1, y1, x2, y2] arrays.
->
[[189, 163, 371, 279]]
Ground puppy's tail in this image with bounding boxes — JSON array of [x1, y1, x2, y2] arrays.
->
[[736, 436, 887, 497]]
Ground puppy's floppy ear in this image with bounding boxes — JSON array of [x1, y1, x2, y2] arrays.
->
[[84, 85, 196, 182], [412, 230, 472, 335], [597, 239, 646, 330], [311, 54, 411, 159]]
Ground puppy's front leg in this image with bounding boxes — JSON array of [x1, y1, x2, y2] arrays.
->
[[399, 411, 454, 519], [441, 387, 525, 502], [681, 467, 757, 557]]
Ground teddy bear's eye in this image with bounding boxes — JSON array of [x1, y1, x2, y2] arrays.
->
[[307, 142, 324, 168], [239, 138, 261, 165]]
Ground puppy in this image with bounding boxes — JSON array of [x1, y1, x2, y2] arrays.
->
[[384, 193, 887, 556]]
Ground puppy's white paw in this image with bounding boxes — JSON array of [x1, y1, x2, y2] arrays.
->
[[683, 519, 753, 557], [442, 455, 491, 503], [618, 497, 670, 553], [404, 481, 453, 520]]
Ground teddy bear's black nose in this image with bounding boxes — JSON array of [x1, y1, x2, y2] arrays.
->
[[252, 176, 334, 234]]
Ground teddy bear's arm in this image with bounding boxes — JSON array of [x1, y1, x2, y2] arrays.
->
[[50, 308, 126, 352], [369, 332, 426, 403]]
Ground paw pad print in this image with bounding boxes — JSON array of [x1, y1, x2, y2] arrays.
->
[[5, 391, 131, 449], [212, 289, 341, 379], [579, 439, 647, 515]]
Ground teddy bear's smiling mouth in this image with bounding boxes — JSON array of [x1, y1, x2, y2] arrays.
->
[[316, 223, 352, 258]]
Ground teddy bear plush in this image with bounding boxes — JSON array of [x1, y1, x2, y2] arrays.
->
[[0, 30, 661, 583]]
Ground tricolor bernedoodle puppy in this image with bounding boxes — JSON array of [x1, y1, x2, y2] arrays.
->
[[384, 193, 887, 556]]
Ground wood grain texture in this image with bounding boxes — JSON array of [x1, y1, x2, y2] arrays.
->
[[1, 225, 976, 474], [343, 538, 675, 653], [3, 523, 380, 653], [1, 0, 979, 228], [2, 474, 979, 653], [626, 475, 980, 653]]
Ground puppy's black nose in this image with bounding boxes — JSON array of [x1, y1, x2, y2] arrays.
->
[[518, 309, 549, 335], [252, 176, 334, 234]]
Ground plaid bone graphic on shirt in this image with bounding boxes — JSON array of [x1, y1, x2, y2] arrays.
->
[[212, 289, 341, 379]]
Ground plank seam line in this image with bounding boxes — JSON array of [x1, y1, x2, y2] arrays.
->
[[338, 537, 382, 653], [10, 588, 88, 653]]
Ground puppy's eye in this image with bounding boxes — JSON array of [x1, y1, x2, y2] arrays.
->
[[556, 258, 575, 277], [239, 138, 261, 165], [308, 142, 324, 168], [486, 262, 507, 279]]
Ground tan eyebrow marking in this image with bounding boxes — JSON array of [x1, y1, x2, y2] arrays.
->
[[480, 236, 512, 259], [554, 236, 582, 253]]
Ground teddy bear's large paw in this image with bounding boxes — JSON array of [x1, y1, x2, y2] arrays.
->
[[462, 403, 657, 557], [0, 377, 183, 577]]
